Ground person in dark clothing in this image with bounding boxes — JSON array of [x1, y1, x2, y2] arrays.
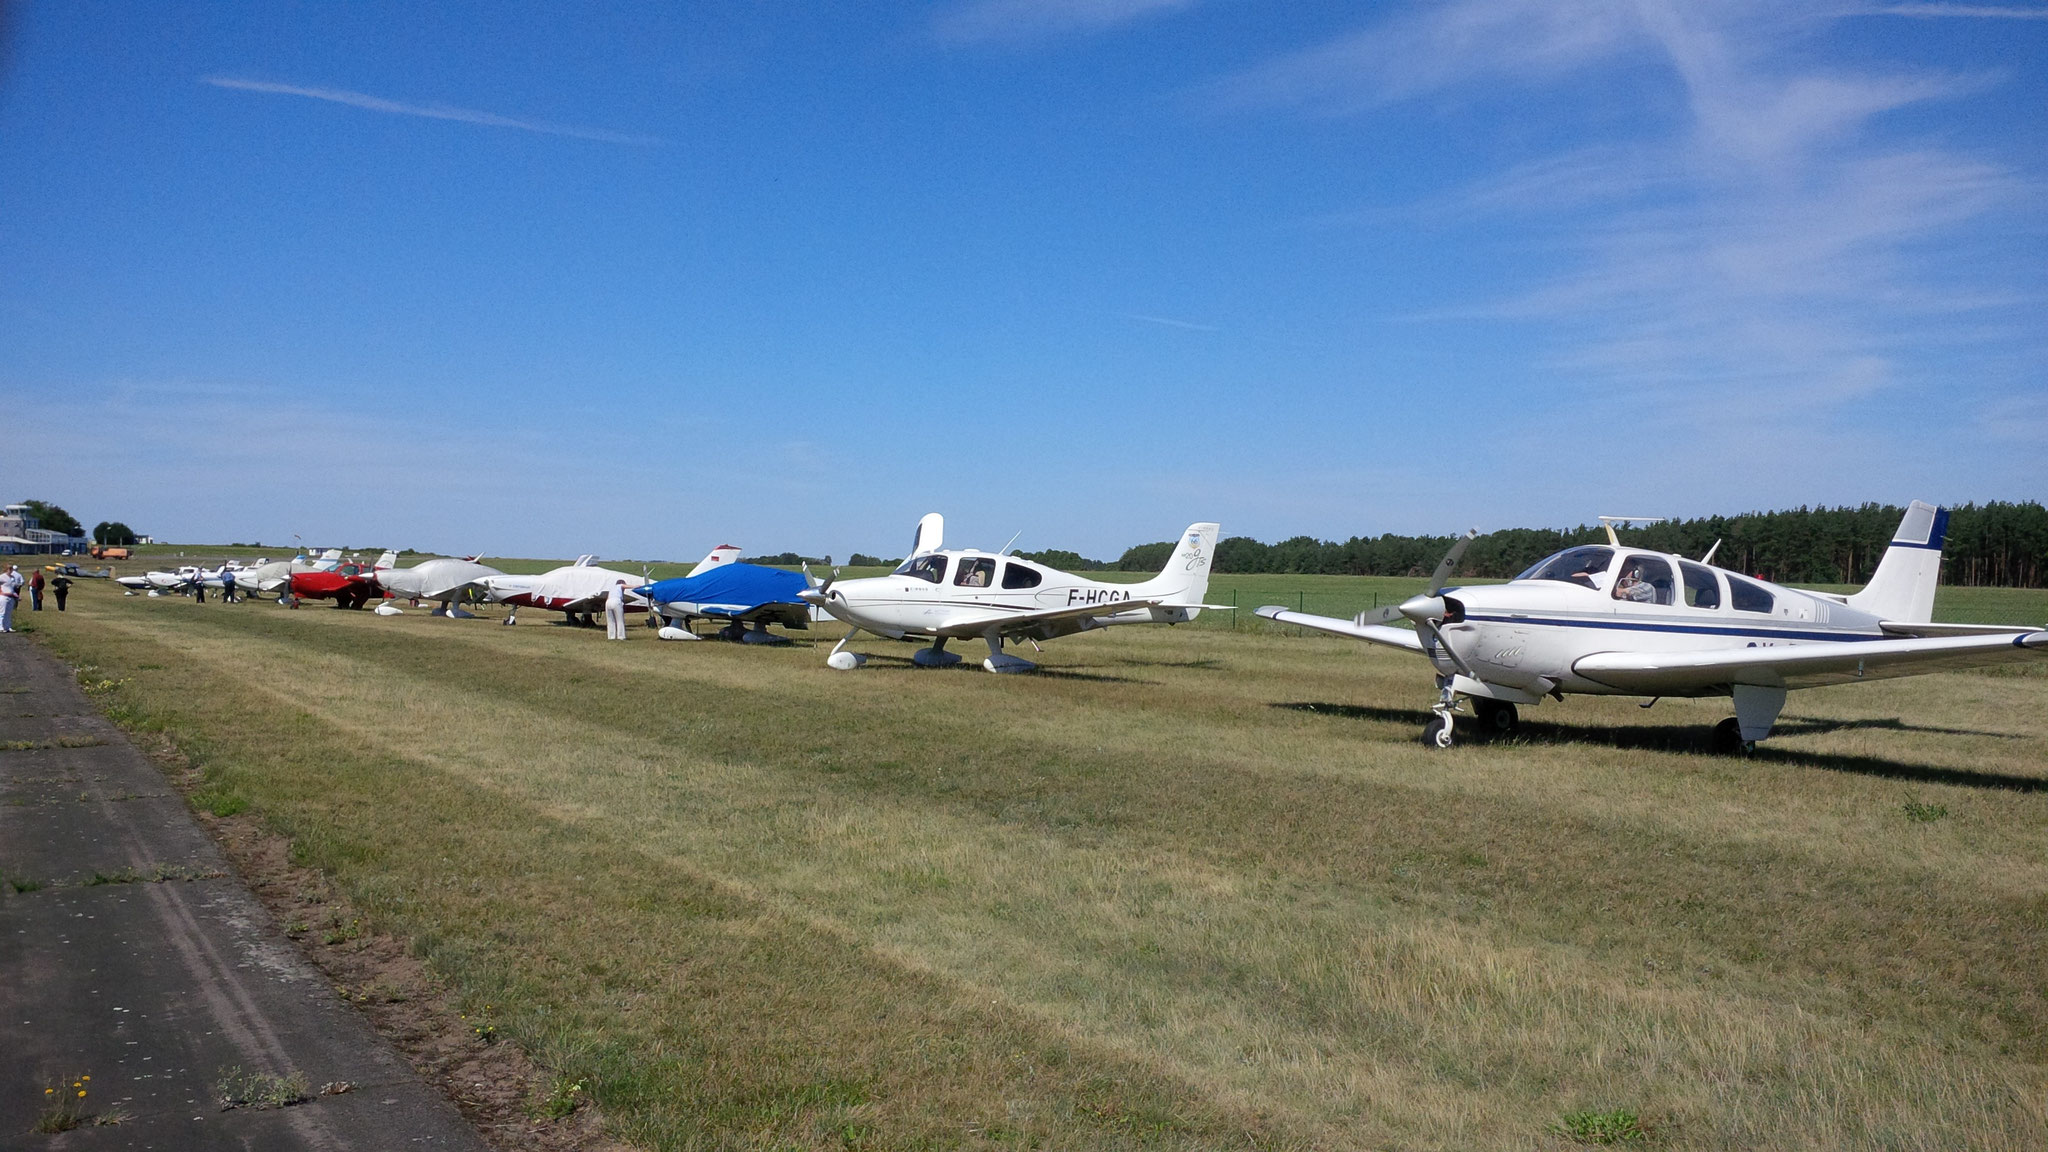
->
[[29, 568, 44, 610], [51, 575, 72, 611]]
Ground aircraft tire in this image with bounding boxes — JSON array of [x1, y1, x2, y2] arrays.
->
[[1473, 698, 1519, 739], [1421, 715, 1454, 749], [1710, 717, 1749, 757]]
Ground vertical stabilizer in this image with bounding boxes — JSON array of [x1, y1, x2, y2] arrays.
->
[[690, 545, 742, 574], [1133, 523, 1220, 605], [1846, 501, 1947, 624], [373, 550, 397, 571], [911, 513, 944, 557]]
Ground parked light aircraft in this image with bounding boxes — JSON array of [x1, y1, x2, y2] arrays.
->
[[483, 547, 736, 626], [800, 514, 1223, 672], [637, 553, 811, 642], [373, 555, 505, 617], [1257, 502, 2048, 752], [117, 566, 201, 593]]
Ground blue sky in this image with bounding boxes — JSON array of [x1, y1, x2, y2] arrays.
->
[[2, 1, 2043, 561]]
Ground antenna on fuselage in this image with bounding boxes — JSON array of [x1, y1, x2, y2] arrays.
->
[[1700, 539, 1722, 565], [1598, 516, 1666, 547], [996, 529, 1022, 556]]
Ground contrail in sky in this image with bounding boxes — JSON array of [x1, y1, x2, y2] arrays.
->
[[202, 76, 662, 146], [1126, 313, 1221, 332]]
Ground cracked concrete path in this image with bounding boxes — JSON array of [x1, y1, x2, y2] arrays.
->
[[0, 633, 490, 1149]]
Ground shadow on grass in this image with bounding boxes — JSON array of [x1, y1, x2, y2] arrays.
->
[[1777, 714, 2024, 739], [1274, 702, 2048, 792], [1109, 656, 1226, 671], [851, 654, 1152, 684]]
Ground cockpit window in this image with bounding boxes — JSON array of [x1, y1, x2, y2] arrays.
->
[[893, 555, 949, 584], [1612, 554, 1676, 605], [1679, 561, 1721, 609], [954, 557, 995, 588], [1000, 562, 1042, 589], [1517, 546, 1614, 589], [1728, 575, 1775, 614]]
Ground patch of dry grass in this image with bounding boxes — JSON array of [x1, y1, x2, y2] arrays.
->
[[32, 577, 2048, 1150]]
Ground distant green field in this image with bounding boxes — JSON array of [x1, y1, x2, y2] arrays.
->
[[22, 568, 2048, 1150]]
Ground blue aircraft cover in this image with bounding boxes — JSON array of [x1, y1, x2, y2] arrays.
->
[[635, 563, 810, 618]]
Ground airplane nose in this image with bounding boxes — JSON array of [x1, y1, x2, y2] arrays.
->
[[1398, 594, 1445, 623]]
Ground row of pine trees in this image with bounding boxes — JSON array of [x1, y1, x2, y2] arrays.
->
[[1113, 502, 2048, 587]]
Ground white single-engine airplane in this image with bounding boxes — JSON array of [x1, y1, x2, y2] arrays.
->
[[373, 555, 505, 617], [800, 514, 1223, 672], [1257, 502, 2047, 752]]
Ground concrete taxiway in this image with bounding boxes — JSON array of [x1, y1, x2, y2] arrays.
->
[[0, 633, 488, 1149]]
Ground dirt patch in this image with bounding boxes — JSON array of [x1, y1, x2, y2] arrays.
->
[[137, 730, 636, 1152]]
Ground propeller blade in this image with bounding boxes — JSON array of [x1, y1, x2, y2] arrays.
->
[[1352, 604, 1405, 627], [1428, 528, 1479, 596]]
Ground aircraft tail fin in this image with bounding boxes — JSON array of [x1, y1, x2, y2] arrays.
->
[[911, 513, 944, 556], [1846, 501, 1947, 624], [1132, 523, 1220, 606], [690, 545, 741, 574], [373, 550, 397, 571]]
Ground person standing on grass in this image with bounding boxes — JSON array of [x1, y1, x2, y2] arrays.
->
[[605, 579, 628, 640], [51, 574, 71, 611], [29, 567, 44, 610], [221, 568, 237, 604], [0, 564, 21, 632]]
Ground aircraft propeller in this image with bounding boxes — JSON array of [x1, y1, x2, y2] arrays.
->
[[1351, 528, 1477, 628], [1342, 528, 1479, 676]]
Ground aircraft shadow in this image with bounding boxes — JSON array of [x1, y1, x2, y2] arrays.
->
[[1110, 657, 1225, 671], [851, 655, 1150, 684], [1274, 702, 2048, 793]]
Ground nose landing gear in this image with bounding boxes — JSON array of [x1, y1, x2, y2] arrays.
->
[[1420, 683, 1520, 749]]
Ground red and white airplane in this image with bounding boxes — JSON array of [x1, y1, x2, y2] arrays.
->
[[482, 546, 739, 626], [1258, 502, 2048, 752]]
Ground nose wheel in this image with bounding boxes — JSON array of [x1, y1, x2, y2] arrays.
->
[[1421, 688, 1520, 749]]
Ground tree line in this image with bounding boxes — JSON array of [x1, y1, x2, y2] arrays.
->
[[1112, 502, 2048, 588]]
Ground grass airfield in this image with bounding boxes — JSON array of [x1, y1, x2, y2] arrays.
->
[[24, 572, 2048, 1151]]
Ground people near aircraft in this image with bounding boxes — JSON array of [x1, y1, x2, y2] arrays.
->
[[0, 563, 20, 631], [29, 567, 45, 610], [50, 573, 72, 611], [605, 579, 628, 640], [221, 568, 238, 603], [1613, 562, 1655, 602]]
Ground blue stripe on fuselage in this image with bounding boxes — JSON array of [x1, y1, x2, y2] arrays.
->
[[1461, 613, 1883, 644]]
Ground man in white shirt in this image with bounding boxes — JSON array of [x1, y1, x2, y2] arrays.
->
[[0, 564, 22, 632]]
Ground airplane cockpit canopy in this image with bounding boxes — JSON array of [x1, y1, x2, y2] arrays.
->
[[1516, 546, 1614, 589], [894, 555, 950, 584]]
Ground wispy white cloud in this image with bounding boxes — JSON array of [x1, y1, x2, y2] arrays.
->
[[931, 0, 1195, 45], [1872, 4, 2048, 18], [1125, 312, 1220, 332], [1216, 0, 1645, 113], [1236, 0, 2036, 430], [202, 77, 662, 146]]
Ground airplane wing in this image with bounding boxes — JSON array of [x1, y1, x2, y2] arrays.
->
[[1254, 607, 1427, 653], [1878, 621, 2041, 639], [1573, 630, 2048, 694]]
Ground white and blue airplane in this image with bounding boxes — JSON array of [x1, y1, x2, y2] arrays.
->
[[1258, 502, 2047, 752], [801, 514, 1223, 672]]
